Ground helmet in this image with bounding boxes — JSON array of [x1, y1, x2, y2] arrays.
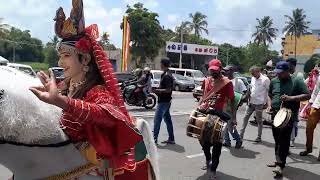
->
[[144, 67, 150, 72], [133, 68, 143, 77]]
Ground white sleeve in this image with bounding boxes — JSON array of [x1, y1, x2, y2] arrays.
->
[[310, 77, 320, 103], [239, 79, 247, 93], [265, 77, 271, 91]]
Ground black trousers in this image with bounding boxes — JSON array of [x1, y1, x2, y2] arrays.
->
[[272, 116, 293, 168], [201, 141, 223, 172]]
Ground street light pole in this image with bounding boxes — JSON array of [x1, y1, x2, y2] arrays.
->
[[13, 43, 16, 63], [226, 48, 229, 66], [179, 31, 183, 69]]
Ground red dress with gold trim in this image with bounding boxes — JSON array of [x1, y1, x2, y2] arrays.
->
[[60, 85, 151, 179]]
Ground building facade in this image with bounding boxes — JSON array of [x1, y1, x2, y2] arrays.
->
[[282, 29, 320, 72]]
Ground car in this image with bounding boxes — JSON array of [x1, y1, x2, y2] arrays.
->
[[7, 63, 37, 77], [150, 70, 163, 88], [51, 67, 65, 84], [192, 76, 249, 101], [114, 72, 135, 84], [169, 68, 205, 87], [172, 73, 195, 91], [0, 56, 9, 66], [193, 85, 203, 101]]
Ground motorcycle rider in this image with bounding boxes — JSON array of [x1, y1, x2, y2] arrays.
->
[[125, 68, 148, 103], [144, 67, 153, 96]]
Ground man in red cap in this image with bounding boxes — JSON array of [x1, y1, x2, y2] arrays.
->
[[199, 59, 237, 180]]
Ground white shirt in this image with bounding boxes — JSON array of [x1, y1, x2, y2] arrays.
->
[[310, 76, 320, 109], [232, 78, 247, 94], [250, 74, 270, 105]]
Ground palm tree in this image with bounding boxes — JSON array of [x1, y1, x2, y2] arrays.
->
[[0, 18, 10, 37], [175, 21, 192, 38], [252, 16, 278, 45], [187, 12, 208, 37], [283, 8, 310, 58]]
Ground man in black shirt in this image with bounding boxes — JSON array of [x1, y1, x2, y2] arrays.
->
[[153, 58, 175, 145]]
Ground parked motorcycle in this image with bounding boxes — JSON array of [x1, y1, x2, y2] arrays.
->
[[120, 81, 157, 109]]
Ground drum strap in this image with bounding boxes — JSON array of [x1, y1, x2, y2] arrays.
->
[[201, 77, 230, 103]]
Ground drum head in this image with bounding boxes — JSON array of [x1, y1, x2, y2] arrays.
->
[[274, 108, 288, 127]]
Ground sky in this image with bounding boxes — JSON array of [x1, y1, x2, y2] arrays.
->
[[1, 0, 320, 52]]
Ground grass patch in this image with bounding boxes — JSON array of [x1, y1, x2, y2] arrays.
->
[[17, 62, 49, 71]]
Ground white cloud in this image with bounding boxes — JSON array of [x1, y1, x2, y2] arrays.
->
[[167, 14, 180, 23], [124, 0, 159, 9], [208, 0, 292, 51], [83, 0, 125, 47], [199, 0, 208, 6]]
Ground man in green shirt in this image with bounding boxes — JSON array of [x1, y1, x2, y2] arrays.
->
[[267, 61, 310, 178]]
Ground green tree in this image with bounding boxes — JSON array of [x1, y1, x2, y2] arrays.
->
[[99, 32, 117, 50], [44, 47, 58, 67], [217, 43, 246, 71], [252, 16, 278, 45], [175, 21, 192, 40], [283, 8, 310, 58], [161, 28, 177, 42], [43, 36, 59, 67], [186, 12, 208, 37], [0, 18, 10, 38], [121, 3, 164, 65], [304, 54, 320, 73], [243, 42, 279, 71], [0, 27, 44, 62]]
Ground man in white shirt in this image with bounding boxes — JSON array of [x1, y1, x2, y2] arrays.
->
[[300, 75, 320, 161], [240, 66, 270, 142]]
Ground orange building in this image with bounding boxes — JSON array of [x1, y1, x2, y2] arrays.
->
[[282, 30, 320, 72]]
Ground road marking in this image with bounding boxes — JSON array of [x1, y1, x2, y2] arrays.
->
[[186, 148, 229, 159], [186, 153, 204, 158]]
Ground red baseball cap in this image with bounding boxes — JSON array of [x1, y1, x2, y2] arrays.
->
[[208, 59, 222, 71]]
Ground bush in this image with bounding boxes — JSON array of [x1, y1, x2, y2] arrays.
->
[[20, 62, 49, 71]]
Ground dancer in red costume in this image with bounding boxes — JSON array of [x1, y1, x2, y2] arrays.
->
[[30, 0, 156, 179]]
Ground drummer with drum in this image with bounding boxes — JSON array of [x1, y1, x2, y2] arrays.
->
[[197, 59, 237, 180], [267, 61, 310, 178]]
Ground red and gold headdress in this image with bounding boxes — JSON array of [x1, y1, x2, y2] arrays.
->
[[54, 0, 130, 119]]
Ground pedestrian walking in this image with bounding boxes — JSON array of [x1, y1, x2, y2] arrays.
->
[[153, 58, 175, 145], [222, 65, 245, 148], [240, 66, 270, 142], [300, 72, 320, 161], [267, 61, 310, 178]]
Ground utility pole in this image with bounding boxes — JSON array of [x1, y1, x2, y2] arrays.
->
[[179, 31, 183, 69], [13, 43, 16, 63]]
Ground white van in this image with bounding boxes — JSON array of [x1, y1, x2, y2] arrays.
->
[[169, 68, 205, 87], [7, 63, 37, 77], [150, 70, 163, 88]]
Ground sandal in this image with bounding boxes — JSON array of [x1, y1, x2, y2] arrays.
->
[[299, 150, 312, 156], [267, 162, 277, 167]]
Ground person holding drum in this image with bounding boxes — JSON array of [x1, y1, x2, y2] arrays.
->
[[199, 59, 237, 180], [240, 66, 270, 143], [267, 61, 310, 178]]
